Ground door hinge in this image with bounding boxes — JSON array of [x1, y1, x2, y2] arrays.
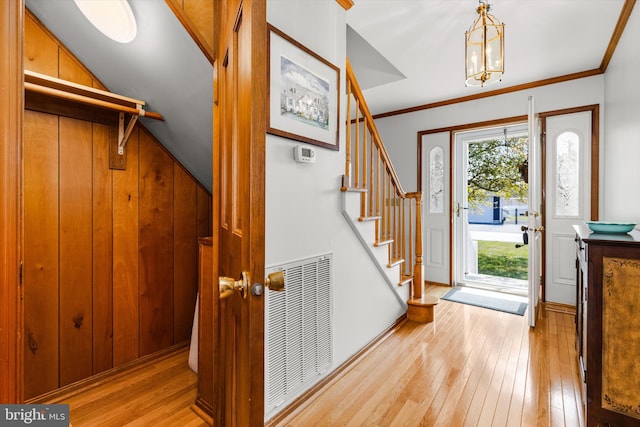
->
[[19, 261, 23, 287]]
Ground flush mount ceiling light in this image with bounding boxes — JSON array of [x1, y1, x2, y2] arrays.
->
[[74, 0, 137, 44], [465, 0, 504, 87]]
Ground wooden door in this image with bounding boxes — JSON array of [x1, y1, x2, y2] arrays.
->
[[527, 95, 542, 327], [197, 0, 267, 425], [0, 0, 22, 404]]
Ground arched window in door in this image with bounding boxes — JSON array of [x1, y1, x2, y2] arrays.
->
[[429, 146, 445, 214], [555, 130, 581, 217]]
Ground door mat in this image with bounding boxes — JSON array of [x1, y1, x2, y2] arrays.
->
[[441, 287, 527, 316]]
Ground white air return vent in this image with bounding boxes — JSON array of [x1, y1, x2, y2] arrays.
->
[[265, 253, 333, 418]]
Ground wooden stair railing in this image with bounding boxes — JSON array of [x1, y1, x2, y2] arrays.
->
[[342, 59, 437, 320]]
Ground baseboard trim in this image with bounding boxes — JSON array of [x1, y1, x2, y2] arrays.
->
[[425, 280, 449, 287], [544, 301, 576, 315], [264, 314, 408, 426], [191, 400, 214, 426], [29, 342, 190, 404]]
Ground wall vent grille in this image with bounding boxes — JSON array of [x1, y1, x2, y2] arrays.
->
[[265, 253, 333, 417]]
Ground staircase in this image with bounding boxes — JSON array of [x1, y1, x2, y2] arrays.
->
[[342, 59, 438, 322]]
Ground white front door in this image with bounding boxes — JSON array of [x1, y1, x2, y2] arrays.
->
[[453, 124, 528, 290], [421, 132, 451, 285], [544, 111, 591, 305], [527, 96, 542, 327]]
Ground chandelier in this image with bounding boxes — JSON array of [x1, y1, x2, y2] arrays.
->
[[465, 0, 504, 87]]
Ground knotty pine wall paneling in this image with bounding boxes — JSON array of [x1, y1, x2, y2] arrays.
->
[[23, 10, 213, 398], [112, 128, 140, 367], [23, 110, 59, 399], [167, 0, 214, 62], [58, 117, 94, 387], [139, 130, 175, 357], [25, 10, 107, 91], [174, 164, 198, 344], [92, 123, 114, 374], [182, 0, 214, 51], [197, 185, 212, 239], [59, 49, 92, 87], [24, 13, 57, 76]]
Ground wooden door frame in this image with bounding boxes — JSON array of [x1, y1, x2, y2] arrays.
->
[[207, 0, 267, 425], [0, 0, 23, 404], [417, 104, 600, 302]]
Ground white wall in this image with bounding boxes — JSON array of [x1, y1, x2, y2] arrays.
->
[[374, 77, 605, 194], [265, 0, 405, 398], [604, 4, 640, 221]]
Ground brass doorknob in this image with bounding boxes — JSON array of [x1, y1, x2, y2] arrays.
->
[[266, 271, 285, 292], [219, 271, 249, 299], [521, 225, 545, 233]]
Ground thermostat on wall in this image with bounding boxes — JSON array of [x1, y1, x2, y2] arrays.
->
[[293, 145, 316, 163]]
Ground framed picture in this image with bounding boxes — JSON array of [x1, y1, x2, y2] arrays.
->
[[267, 24, 340, 150]]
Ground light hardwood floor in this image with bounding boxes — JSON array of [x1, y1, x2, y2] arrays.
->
[[276, 286, 584, 427], [44, 349, 207, 427], [45, 286, 583, 427]]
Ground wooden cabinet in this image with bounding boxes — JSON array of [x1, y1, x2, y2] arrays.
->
[[575, 230, 588, 403], [574, 224, 640, 426]]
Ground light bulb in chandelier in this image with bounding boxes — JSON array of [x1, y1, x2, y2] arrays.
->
[[465, 0, 504, 87]]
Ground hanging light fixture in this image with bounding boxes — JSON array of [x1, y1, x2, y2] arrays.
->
[[465, 0, 504, 87]]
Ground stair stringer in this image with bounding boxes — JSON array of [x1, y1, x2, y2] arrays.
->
[[341, 191, 409, 309]]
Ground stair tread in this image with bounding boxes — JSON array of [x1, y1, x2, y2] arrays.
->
[[341, 186, 368, 193], [387, 258, 405, 268], [358, 215, 381, 222], [398, 275, 413, 287], [374, 239, 393, 247], [408, 295, 440, 306]]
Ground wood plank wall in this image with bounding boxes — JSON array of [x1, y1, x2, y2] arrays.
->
[[23, 11, 212, 399], [166, 0, 214, 63]]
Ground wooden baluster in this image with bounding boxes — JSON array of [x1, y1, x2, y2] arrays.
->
[[398, 197, 407, 273], [361, 118, 367, 215], [408, 198, 414, 278], [369, 133, 374, 218], [392, 190, 397, 262], [344, 83, 352, 188], [413, 193, 424, 298], [362, 119, 367, 189], [386, 173, 391, 243], [397, 192, 401, 264], [376, 150, 381, 219], [354, 101, 359, 188]]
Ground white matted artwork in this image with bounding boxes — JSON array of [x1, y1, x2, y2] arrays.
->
[[267, 24, 340, 150]]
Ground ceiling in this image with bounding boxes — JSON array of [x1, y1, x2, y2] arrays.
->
[[347, 0, 627, 116], [24, 0, 629, 189]]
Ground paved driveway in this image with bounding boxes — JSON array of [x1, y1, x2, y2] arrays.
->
[[468, 223, 523, 243]]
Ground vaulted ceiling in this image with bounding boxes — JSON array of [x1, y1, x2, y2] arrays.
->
[[25, 0, 632, 189]]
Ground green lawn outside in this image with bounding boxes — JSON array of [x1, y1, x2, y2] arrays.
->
[[477, 240, 528, 280]]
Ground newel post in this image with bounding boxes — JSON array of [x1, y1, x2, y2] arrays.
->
[[413, 193, 424, 298]]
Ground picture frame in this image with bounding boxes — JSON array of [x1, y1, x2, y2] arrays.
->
[[267, 24, 340, 151]]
